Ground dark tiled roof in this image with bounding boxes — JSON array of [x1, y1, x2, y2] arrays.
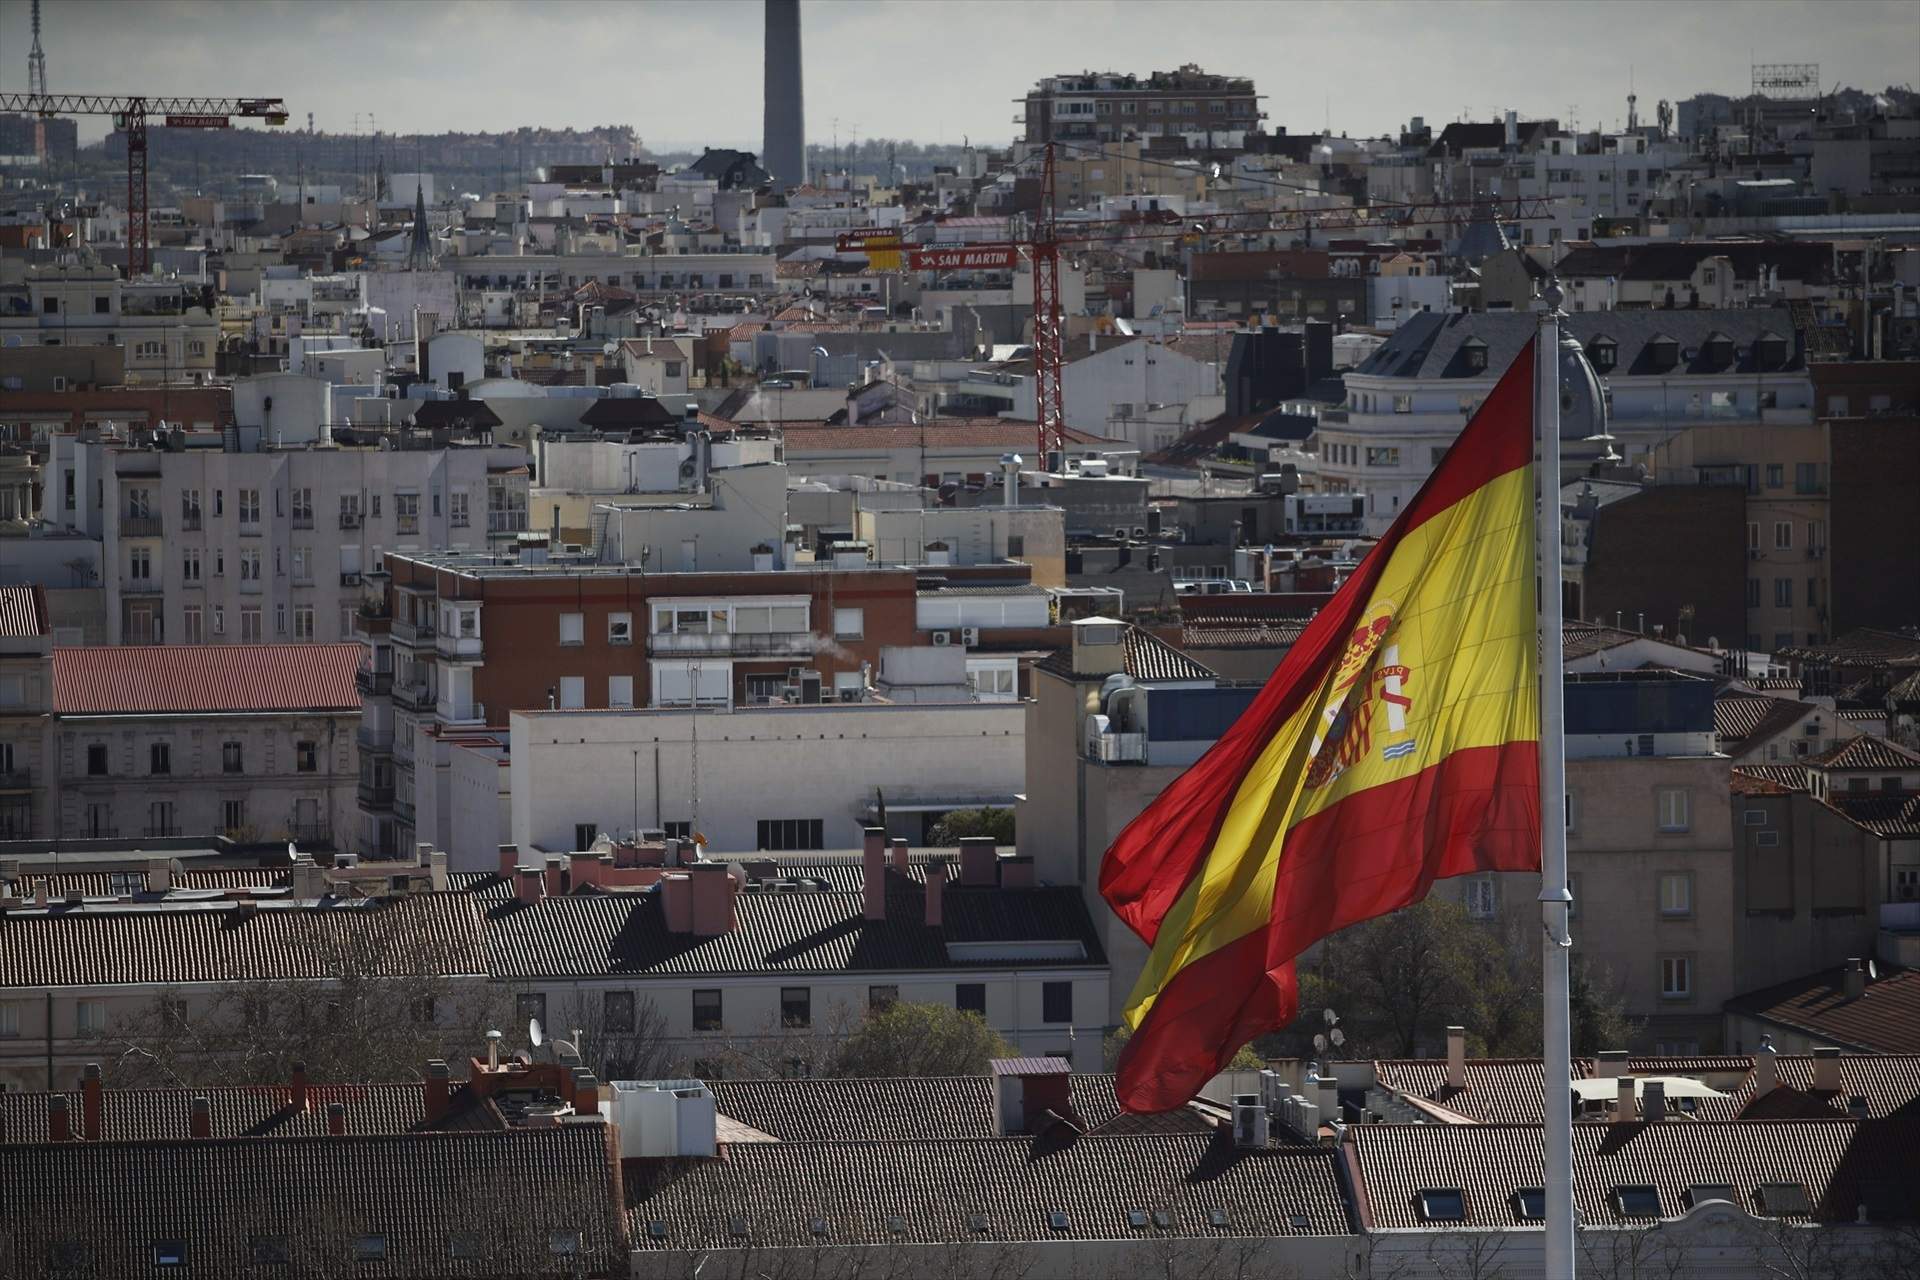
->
[[0, 896, 488, 989], [1032, 626, 1216, 683], [481, 883, 1104, 980], [1182, 617, 1310, 650], [0, 1081, 496, 1144], [406, 398, 504, 430], [2, 1127, 624, 1277], [1776, 628, 1920, 669], [627, 1132, 1351, 1247], [1726, 966, 1920, 1054], [1555, 241, 1837, 285], [1562, 623, 1641, 660], [1372, 1057, 1760, 1125], [1355, 309, 1800, 382], [1732, 763, 1811, 793], [1808, 734, 1920, 771], [578, 395, 681, 430], [52, 644, 364, 715], [778, 422, 1119, 452], [1350, 1117, 1909, 1228], [1823, 792, 1920, 838], [0, 583, 49, 640], [1715, 694, 1815, 756], [3, 867, 292, 899]]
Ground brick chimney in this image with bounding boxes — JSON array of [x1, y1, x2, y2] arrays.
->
[[1613, 1075, 1635, 1124], [688, 864, 736, 937], [544, 856, 565, 897], [862, 827, 887, 921], [424, 1059, 450, 1125], [190, 1096, 212, 1139], [958, 837, 997, 887], [1593, 1049, 1629, 1078], [497, 844, 520, 878], [1843, 958, 1866, 1000], [925, 855, 952, 928], [290, 1061, 309, 1111], [1751, 1036, 1778, 1096], [515, 866, 545, 905], [1813, 1046, 1841, 1092], [47, 1095, 71, 1142], [890, 836, 911, 874], [1643, 1080, 1666, 1122], [1444, 1026, 1465, 1090], [326, 1101, 346, 1136], [574, 1071, 599, 1115], [998, 854, 1036, 888], [81, 1063, 102, 1141], [568, 850, 600, 892], [660, 872, 694, 933]]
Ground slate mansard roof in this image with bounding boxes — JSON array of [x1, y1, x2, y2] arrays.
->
[[1352, 309, 1801, 382]]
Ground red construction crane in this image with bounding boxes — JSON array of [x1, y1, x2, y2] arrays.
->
[[840, 142, 1554, 460], [0, 92, 289, 277]]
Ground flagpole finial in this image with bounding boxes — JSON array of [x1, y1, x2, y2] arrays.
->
[[1540, 276, 1567, 315]]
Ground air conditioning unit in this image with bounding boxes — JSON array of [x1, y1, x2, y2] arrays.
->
[[960, 627, 980, 646], [931, 630, 953, 647]]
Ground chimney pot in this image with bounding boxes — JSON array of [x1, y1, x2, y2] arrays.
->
[[862, 827, 887, 921], [1843, 958, 1866, 1001], [1613, 1075, 1636, 1123], [190, 1095, 212, 1139], [890, 836, 912, 874], [1813, 1046, 1842, 1093], [1444, 1026, 1466, 1090], [48, 1095, 72, 1142], [1643, 1080, 1666, 1121], [326, 1101, 346, 1136], [82, 1062, 103, 1141], [1752, 1036, 1778, 1096], [290, 1061, 309, 1111], [925, 855, 952, 929], [425, 1059, 451, 1125]]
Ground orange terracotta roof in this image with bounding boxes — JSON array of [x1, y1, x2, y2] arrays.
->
[[52, 644, 364, 715]]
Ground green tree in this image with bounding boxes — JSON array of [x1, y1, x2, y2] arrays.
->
[[829, 1002, 1014, 1077], [926, 806, 1015, 846]]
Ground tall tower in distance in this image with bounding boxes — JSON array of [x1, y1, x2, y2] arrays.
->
[[763, 0, 807, 188], [27, 0, 49, 164]]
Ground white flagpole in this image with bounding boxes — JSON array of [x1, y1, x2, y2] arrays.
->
[[1536, 287, 1576, 1278]]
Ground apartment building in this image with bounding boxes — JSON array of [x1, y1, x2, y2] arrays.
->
[[357, 550, 923, 857], [1017, 65, 1263, 144], [1326, 309, 1812, 533], [41, 429, 529, 646], [0, 586, 52, 840], [0, 262, 218, 380], [45, 644, 361, 847]]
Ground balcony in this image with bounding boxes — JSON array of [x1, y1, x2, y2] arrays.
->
[[287, 822, 333, 847], [356, 726, 394, 754], [357, 780, 396, 810], [354, 611, 391, 639], [396, 517, 420, 536], [392, 792, 415, 823], [122, 515, 163, 538], [647, 630, 814, 657], [239, 521, 263, 537], [391, 616, 436, 646], [1088, 732, 1146, 764], [436, 632, 484, 662], [119, 577, 164, 596], [143, 824, 181, 838], [238, 577, 263, 595], [393, 683, 433, 713], [488, 509, 530, 535], [0, 768, 31, 791], [355, 668, 394, 697], [292, 512, 315, 530]]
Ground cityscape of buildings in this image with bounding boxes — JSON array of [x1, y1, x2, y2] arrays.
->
[[1, 0, 1917, 1274]]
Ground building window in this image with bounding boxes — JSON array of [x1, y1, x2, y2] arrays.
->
[[692, 989, 723, 1031], [1773, 521, 1792, 550], [1042, 981, 1074, 1024], [1746, 578, 1761, 609], [574, 823, 598, 850], [1659, 955, 1692, 1000], [87, 743, 109, 776], [608, 675, 634, 709], [0, 1002, 18, 1037], [152, 1240, 187, 1267], [1774, 578, 1792, 608], [1392, 394, 1413, 414], [1658, 873, 1693, 918], [603, 990, 635, 1033], [1765, 464, 1783, 489], [1007, 535, 1026, 557], [1656, 788, 1689, 832], [756, 818, 824, 851], [1465, 876, 1498, 919], [781, 986, 811, 1028], [296, 741, 317, 773], [1895, 869, 1919, 902], [608, 612, 633, 644], [352, 1237, 386, 1262], [294, 607, 314, 641], [76, 998, 106, 1035], [868, 985, 899, 1011], [558, 676, 585, 709], [222, 741, 243, 773], [149, 742, 171, 775], [833, 607, 864, 640], [222, 798, 246, 833], [956, 983, 987, 1016], [395, 492, 419, 534], [559, 612, 584, 645]]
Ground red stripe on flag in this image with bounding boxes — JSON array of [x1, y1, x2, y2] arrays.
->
[[1100, 339, 1537, 946], [1113, 739, 1540, 1113]]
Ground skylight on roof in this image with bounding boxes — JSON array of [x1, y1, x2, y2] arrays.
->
[[1126, 1210, 1149, 1230], [1047, 1212, 1071, 1231], [809, 1218, 829, 1237], [1207, 1208, 1231, 1228], [1686, 1184, 1736, 1209], [1755, 1183, 1812, 1216], [1614, 1186, 1662, 1218], [885, 1216, 907, 1236], [967, 1214, 989, 1234], [1418, 1190, 1466, 1222], [1513, 1189, 1546, 1220]]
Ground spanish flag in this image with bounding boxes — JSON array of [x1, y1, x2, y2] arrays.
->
[[1101, 340, 1543, 1112]]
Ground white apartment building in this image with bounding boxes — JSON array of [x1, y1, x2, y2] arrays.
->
[[0, 262, 219, 380], [1322, 309, 1812, 533], [507, 701, 1025, 859], [41, 432, 530, 646]]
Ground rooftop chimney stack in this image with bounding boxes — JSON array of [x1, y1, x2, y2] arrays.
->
[[924, 855, 951, 928], [1813, 1046, 1841, 1093], [574, 1071, 600, 1115], [1613, 1075, 1636, 1124], [498, 844, 520, 879], [762, 0, 807, 188], [862, 827, 887, 920], [190, 1096, 212, 1139], [1843, 958, 1866, 1000], [326, 1101, 346, 1136], [998, 853, 1036, 888], [890, 836, 911, 874], [1752, 1035, 1778, 1096], [290, 1061, 309, 1111], [516, 866, 545, 905], [1444, 1026, 1466, 1090], [958, 836, 997, 887], [82, 1063, 102, 1141], [1594, 1049, 1630, 1078], [424, 1060, 450, 1125], [48, 1095, 71, 1143], [1643, 1080, 1666, 1121]]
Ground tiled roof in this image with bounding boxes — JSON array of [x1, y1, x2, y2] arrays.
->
[[52, 644, 364, 715], [0, 1080, 494, 1144], [1726, 966, 1920, 1054], [626, 1133, 1351, 1248], [1823, 792, 1920, 838], [1714, 694, 1815, 756], [481, 882, 1104, 980], [0, 896, 488, 989], [1182, 617, 1311, 650], [1349, 1117, 1909, 1228], [1776, 628, 1920, 669], [1032, 626, 1216, 683], [0, 583, 49, 640], [3, 1127, 624, 1277], [1555, 241, 1837, 285], [1372, 1057, 1760, 1125], [1746, 676, 1805, 692], [1732, 1055, 1920, 1120], [1355, 309, 1800, 382], [1890, 669, 1920, 705], [1562, 623, 1641, 660], [706, 1074, 1212, 1144], [1731, 763, 1811, 793], [1, 867, 293, 899], [777, 421, 1119, 452], [1808, 734, 1920, 771]]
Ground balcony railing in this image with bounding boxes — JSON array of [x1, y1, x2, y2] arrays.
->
[[357, 781, 396, 809], [488, 509, 530, 534], [122, 515, 163, 537], [180, 511, 202, 531], [287, 822, 333, 846], [391, 616, 436, 646], [356, 727, 394, 753], [436, 633, 484, 661], [355, 668, 394, 696], [292, 512, 315, 530], [119, 578, 164, 595], [143, 824, 181, 838], [0, 768, 31, 790], [238, 520, 263, 537], [393, 683, 433, 713], [647, 630, 814, 657]]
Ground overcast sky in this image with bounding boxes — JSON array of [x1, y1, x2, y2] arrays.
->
[[3, 0, 1915, 149]]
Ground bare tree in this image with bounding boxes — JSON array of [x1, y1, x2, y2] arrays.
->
[[547, 988, 675, 1083]]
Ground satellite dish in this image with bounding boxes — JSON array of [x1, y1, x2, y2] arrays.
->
[[1867, 959, 1879, 981], [1323, 1008, 1339, 1027], [528, 1017, 545, 1048], [553, 1038, 580, 1061], [1330, 1027, 1346, 1048], [1312, 1033, 1329, 1055]]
